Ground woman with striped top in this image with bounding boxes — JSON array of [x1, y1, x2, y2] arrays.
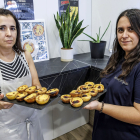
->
[[0, 9, 44, 140]]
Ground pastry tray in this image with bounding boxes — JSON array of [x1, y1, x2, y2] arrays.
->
[[58, 89, 107, 111], [2, 94, 60, 110]]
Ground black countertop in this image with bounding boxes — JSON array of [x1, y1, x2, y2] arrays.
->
[[35, 52, 109, 78]]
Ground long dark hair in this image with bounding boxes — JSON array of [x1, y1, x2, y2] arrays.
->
[[0, 8, 24, 54], [100, 9, 140, 79]]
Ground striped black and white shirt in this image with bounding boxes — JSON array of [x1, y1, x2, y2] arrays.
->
[[0, 52, 29, 93]]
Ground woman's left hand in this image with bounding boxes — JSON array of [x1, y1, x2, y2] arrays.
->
[[83, 100, 101, 110]]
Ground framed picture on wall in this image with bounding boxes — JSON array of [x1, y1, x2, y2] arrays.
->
[[19, 20, 49, 62], [58, 0, 79, 19]]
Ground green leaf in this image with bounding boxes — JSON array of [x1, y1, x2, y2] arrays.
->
[[98, 27, 101, 39], [71, 10, 76, 22], [96, 33, 99, 43], [64, 27, 69, 48], [54, 14, 61, 30], [72, 12, 78, 32], [78, 40, 93, 42], [69, 26, 87, 48], [83, 32, 97, 42], [59, 27, 64, 47], [100, 21, 111, 41], [72, 20, 84, 38]]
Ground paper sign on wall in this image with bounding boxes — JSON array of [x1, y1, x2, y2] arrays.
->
[[19, 20, 50, 62], [58, 0, 79, 18], [4, 0, 34, 20]]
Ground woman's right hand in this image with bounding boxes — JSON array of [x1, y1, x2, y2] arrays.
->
[[0, 93, 14, 109]]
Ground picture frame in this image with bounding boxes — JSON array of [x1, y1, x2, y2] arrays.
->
[[19, 19, 49, 62]]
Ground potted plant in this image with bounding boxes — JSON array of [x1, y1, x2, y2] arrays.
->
[[54, 5, 87, 62], [79, 21, 111, 58]]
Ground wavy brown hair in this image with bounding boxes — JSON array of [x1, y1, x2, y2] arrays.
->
[[100, 9, 140, 79], [0, 8, 24, 54]]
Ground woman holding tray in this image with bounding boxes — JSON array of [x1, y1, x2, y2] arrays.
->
[[84, 9, 140, 140], [0, 9, 44, 140]]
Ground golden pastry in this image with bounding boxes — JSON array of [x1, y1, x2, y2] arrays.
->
[[46, 88, 59, 97], [25, 86, 37, 94], [23, 42, 34, 54], [17, 85, 28, 93], [81, 93, 91, 102], [77, 85, 89, 93], [6, 91, 18, 100], [36, 94, 50, 105], [16, 92, 28, 101], [61, 94, 71, 103], [24, 93, 37, 103], [70, 97, 83, 107], [70, 90, 82, 97], [84, 81, 95, 89], [88, 88, 98, 97], [94, 83, 104, 92], [35, 87, 47, 95]]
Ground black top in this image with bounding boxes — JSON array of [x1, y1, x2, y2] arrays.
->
[[92, 59, 140, 140]]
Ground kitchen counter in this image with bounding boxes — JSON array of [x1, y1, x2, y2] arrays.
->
[[35, 52, 109, 78], [35, 52, 109, 140]]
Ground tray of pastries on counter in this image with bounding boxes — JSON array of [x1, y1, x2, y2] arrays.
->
[[58, 82, 107, 111], [2, 85, 60, 110]]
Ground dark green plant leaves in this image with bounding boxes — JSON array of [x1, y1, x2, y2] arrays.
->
[[80, 21, 111, 43], [54, 5, 87, 48], [100, 21, 111, 41]]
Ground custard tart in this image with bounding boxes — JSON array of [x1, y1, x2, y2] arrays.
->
[[77, 85, 90, 93], [84, 82, 95, 89], [35, 87, 47, 95], [94, 83, 104, 92], [24, 93, 37, 103], [81, 93, 91, 102], [70, 90, 82, 97], [46, 88, 59, 97], [61, 94, 71, 103], [88, 88, 98, 97], [25, 86, 37, 94], [6, 91, 18, 100], [16, 92, 28, 101], [17, 85, 28, 93], [36, 94, 50, 105], [70, 97, 83, 108]]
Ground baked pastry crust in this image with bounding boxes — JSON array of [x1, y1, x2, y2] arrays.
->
[[84, 82, 95, 89], [16, 92, 28, 101], [25, 86, 37, 94], [17, 85, 28, 93], [33, 24, 44, 36], [77, 85, 89, 93], [6, 91, 18, 100], [70, 90, 82, 97], [70, 97, 83, 107], [36, 94, 50, 105], [23, 42, 34, 54], [46, 88, 59, 97], [61, 94, 71, 103], [81, 93, 91, 102], [24, 93, 37, 103], [35, 87, 47, 95], [94, 84, 104, 92], [88, 88, 98, 97]]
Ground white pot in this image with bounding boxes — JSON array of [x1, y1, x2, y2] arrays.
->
[[61, 48, 73, 62]]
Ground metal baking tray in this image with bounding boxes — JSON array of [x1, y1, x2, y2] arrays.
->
[[58, 89, 107, 111], [2, 94, 60, 110]]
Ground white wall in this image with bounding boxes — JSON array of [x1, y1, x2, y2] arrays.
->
[[34, 0, 92, 58], [1, 1, 140, 58], [91, 0, 140, 56], [0, 0, 92, 59]]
